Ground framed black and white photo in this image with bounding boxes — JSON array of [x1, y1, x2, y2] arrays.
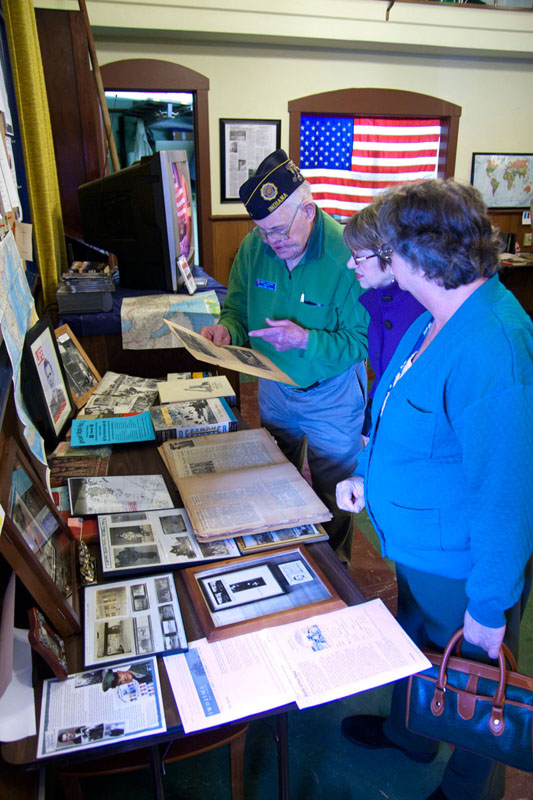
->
[[183, 545, 345, 641], [220, 118, 281, 202], [54, 323, 101, 409], [0, 438, 80, 637], [470, 153, 533, 209], [21, 316, 74, 448]]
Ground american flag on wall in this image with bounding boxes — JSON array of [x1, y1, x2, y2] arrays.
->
[[300, 115, 441, 222]]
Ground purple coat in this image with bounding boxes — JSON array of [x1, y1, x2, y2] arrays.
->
[[359, 282, 425, 400]]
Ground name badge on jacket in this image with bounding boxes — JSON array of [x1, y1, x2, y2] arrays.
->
[[255, 279, 276, 291]]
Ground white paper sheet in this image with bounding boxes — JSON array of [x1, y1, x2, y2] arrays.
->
[[0, 628, 37, 742], [262, 599, 432, 709], [164, 599, 431, 731], [164, 632, 294, 733]]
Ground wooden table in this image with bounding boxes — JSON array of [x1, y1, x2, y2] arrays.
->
[[2, 438, 366, 800]]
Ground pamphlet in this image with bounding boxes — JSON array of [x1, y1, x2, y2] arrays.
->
[[98, 507, 241, 575], [71, 411, 156, 446], [84, 573, 187, 667], [163, 317, 297, 385], [37, 656, 165, 758], [157, 374, 236, 406]]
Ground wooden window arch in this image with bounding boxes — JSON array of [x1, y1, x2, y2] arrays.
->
[[289, 88, 461, 215], [101, 59, 214, 270]]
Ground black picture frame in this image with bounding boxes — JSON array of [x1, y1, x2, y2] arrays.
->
[[470, 153, 533, 210], [21, 316, 75, 448], [220, 118, 281, 203]]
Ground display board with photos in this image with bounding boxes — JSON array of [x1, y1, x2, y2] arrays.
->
[[98, 507, 240, 576], [37, 656, 165, 758], [0, 438, 80, 637], [83, 573, 187, 668], [236, 523, 328, 555], [20, 316, 75, 448], [183, 545, 345, 641]]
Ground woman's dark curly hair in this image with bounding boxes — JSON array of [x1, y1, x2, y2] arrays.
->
[[376, 179, 503, 289]]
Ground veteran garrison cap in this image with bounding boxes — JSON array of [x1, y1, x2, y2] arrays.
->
[[239, 149, 305, 220]]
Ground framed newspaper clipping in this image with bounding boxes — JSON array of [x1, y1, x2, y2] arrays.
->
[[183, 544, 345, 641], [220, 118, 281, 202]]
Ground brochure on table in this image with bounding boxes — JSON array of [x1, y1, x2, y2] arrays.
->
[[164, 599, 431, 733], [84, 573, 187, 668], [37, 656, 165, 758]]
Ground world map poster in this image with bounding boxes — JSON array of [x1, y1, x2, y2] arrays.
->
[[471, 154, 533, 209]]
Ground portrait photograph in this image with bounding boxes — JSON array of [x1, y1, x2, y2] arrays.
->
[[21, 317, 74, 446]]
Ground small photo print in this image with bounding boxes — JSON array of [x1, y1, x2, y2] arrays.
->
[[154, 576, 173, 604], [160, 514, 187, 535], [133, 615, 154, 655], [130, 583, 150, 612], [112, 545, 160, 568], [110, 524, 155, 546]]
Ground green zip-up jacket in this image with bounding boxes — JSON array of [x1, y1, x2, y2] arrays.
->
[[219, 207, 368, 387]]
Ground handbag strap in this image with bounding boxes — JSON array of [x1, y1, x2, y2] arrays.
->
[[433, 627, 518, 736]]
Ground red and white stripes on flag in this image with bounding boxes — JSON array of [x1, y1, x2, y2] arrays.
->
[[300, 116, 441, 223]]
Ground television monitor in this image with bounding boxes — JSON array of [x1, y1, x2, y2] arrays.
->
[[77, 149, 195, 292]]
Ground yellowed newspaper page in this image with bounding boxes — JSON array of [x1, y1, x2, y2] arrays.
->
[[163, 318, 298, 385], [158, 428, 286, 481], [178, 461, 332, 541]]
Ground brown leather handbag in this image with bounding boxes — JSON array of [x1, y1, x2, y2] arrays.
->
[[405, 627, 533, 772]]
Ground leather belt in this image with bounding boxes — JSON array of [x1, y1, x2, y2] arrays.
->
[[291, 380, 320, 393]]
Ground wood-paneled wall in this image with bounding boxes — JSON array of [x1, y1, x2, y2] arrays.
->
[[209, 210, 533, 315], [489, 209, 532, 254], [211, 216, 252, 287]]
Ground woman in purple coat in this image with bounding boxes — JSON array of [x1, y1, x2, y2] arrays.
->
[[344, 201, 425, 435]]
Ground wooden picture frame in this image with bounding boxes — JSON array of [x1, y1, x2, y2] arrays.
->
[[220, 118, 281, 202], [54, 323, 101, 409], [20, 316, 75, 448], [28, 607, 69, 680], [0, 438, 80, 636], [470, 153, 533, 209], [183, 544, 345, 641]]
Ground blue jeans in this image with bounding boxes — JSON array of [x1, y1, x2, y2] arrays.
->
[[258, 363, 366, 562]]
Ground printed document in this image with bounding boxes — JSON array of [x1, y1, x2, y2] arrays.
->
[[164, 599, 431, 731]]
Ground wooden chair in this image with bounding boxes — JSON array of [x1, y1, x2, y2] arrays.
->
[[54, 722, 248, 800]]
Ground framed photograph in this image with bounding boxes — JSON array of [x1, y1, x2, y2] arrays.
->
[[183, 545, 345, 641], [470, 153, 533, 209], [0, 438, 80, 637], [28, 607, 69, 680], [220, 118, 281, 202], [20, 316, 74, 448], [54, 323, 101, 409]]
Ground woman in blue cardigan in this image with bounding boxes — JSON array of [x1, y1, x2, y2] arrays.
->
[[337, 179, 533, 800]]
